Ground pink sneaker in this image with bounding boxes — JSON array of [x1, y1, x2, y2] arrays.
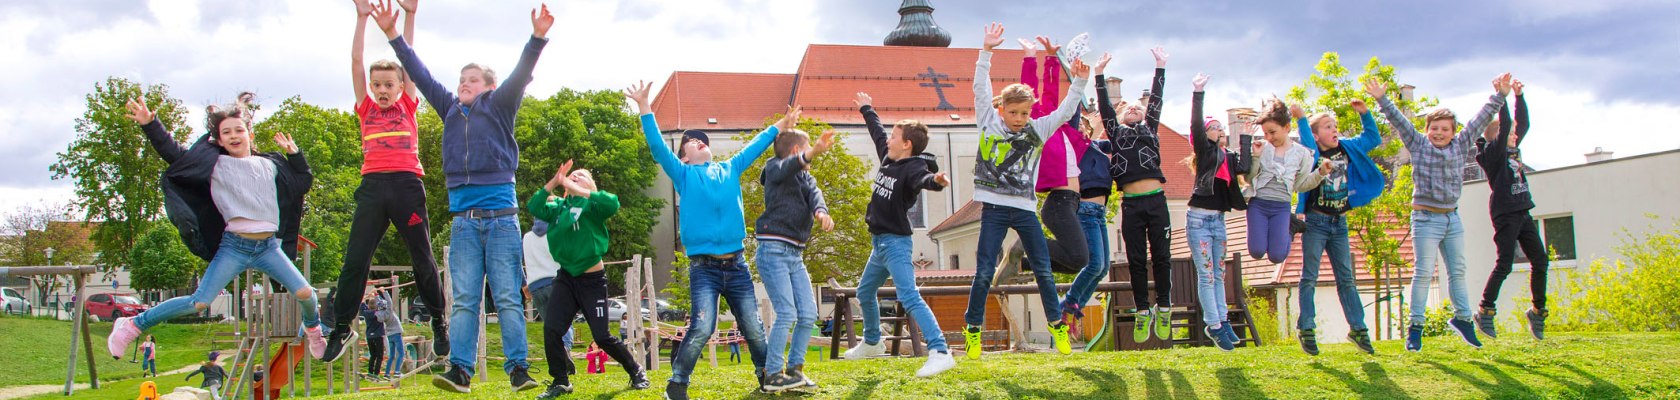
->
[[107, 317, 140, 359], [305, 325, 327, 359]]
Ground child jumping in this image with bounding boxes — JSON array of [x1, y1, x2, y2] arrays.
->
[[756, 125, 838, 392], [1097, 46, 1173, 343], [1474, 78, 1549, 341], [1245, 101, 1321, 264], [1020, 36, 1090, 276], [840, 91, 955, 377], [1185, 73, 1254, 352]]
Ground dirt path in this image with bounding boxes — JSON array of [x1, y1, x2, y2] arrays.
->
[[0, 356, 226, 400]]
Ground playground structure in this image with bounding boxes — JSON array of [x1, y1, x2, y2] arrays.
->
[[0, 264, 102, 396]]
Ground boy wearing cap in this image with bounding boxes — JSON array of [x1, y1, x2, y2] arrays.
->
[[622, 80, 799, 400]]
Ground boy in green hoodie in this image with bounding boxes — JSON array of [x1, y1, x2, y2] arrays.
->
[[527, 160, 650, 398]]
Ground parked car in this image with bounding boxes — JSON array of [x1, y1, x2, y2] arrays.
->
[[576, 298, 650, 323], [86, 293, 148, 321], [639, 298, 684, 321], [1, 287, 31, 315]]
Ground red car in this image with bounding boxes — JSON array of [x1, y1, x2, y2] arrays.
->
[[86, 293, 148, 322]]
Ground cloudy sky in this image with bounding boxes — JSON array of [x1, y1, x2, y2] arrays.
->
[[3, 0, 1676, 218]]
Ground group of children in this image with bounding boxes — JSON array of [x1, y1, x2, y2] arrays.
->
[[96, 4, 1554, 397]]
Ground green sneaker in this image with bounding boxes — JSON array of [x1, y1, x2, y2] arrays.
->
[[963, 325, 984, 360], [1049, 322, 1072, 355], [1132, 309, 1152, 343], [1153, 306, 1172, 341]]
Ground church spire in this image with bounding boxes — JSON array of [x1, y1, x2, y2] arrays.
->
[[883, 0, 951, 47]]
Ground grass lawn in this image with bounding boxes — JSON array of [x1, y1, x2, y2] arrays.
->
[[0, 315, 241, 387]]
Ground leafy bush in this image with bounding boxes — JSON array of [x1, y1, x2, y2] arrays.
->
[[1556, 219, 1680, 332]]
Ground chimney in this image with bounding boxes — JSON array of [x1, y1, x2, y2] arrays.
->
[[883, 0, 951, 47], [1398, 84, 1418, 119], [1585, 147, 1615, 163]]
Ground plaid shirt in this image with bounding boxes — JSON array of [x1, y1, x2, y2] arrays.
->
[[1377, 94, 1505, 209]]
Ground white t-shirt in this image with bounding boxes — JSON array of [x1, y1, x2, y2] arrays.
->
[[522, 232, 560, 285]]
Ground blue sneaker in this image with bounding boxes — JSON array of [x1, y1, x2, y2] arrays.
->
[[1406, 325, 1424, 352], [1448, 318, 1484, 349], [1206, 325, 1234, 352], [1221, 321, 1239, 344]]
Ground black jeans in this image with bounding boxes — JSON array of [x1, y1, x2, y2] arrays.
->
[[333, 173, 447, 330], [543, 270, 640, 383], [1481, 211, 1550, 310], [1041, 190, 1090, 274], [366, 333, 385, 375], [1121, 192, 1172, 308]]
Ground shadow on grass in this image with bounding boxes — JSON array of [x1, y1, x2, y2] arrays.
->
[[1069, 368, 1127, 398], [842, 377, 880, 400], [1557, 362, 1629, 399], [1308, 362, 1414, 400], [1142, 369, 1196, 399], [1422, 360, 1535, 398], [1215, 367, 1269, 399]]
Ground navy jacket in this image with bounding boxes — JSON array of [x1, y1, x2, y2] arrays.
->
[[142, 120, 313, 261]]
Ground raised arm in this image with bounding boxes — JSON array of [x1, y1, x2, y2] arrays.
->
[[729, 106, 796, 176], [1143, 47, 1168, 136], [398, 0, 418, 98], [1348, 100, 1384, 151], [378, 0, 454, 113], [1039, 53, 1062, 119], [624, 81, 683, 180], [973, 23, 1004, 128], [1513, 80, 1529, 146], [855, 92, 890, 160], [127, 97, 186, 164], [1188, 74, 1215, 157], [1018, 40, 1039, 109], [1459, 73, 1511, 144], [1031, 58, 1089, 136], [1368, 78, 1424, 150], [351, 0, 371, 103], [491, 4, 554, 111], [583, 190, 620, 221]]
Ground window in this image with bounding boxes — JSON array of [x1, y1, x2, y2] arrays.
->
[[949, 255, 960, 271], [908, 197, 928, 229], [1541, 215, 1577, 261]]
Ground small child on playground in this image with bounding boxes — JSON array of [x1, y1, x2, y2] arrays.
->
[[186, 351, 227, 399], [109, 93, 324, 361], [527, 160, 650, 398], [755, 121, 838, 392], [375, 291, 405, 378], [139, 335, 157, 377], [585, 342, 607, 374], [624, 81, 795, 400], [841, 91, 954, 377]]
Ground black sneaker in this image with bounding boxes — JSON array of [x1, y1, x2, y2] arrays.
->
[[320, 327, 356, 363], [1448, 318, 1484, 349], [1298, 329, 1320, 356], [1526, 308, 1548, 341], [1476, 307, 1498, 339], [788, 364, 816, 388], [762, 372, 802, 392], [1349, 329, 1375, 355], [431, 319, 451, 357], [1406, 324, 1423, 352], [535, 381, 572, 399], [629, 370, 651, 390], [664, 381, 689, 400], [510, 366, 541, 392], [431, 364, 471, 393]]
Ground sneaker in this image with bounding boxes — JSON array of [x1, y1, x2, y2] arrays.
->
[[535, 381, 572, 399], [629, 369, 651, 390], [431, 364, 471, 393], [303, 325, 327, 359], [841, 341, 886, 360], [320, 327, 356, 363], [1405, 325, 1424, 352], [1349, 329, 1376, 355], [1206, 325, 1234, 352], [1048, 322, 1073, 355], [915, 351, 957, 377], [431, 319, 451, 358], [1476, 307, 1498, 339], [107, 316, 140, 359], [1153, 305, 1172, 341], [787, 364, 816, 388], [963, 326, 983, 360], [510, 366, 541, 391], [1132, 309, 1152, 343], [762, 372, 802, 392], [1298, 329, 1320, 356], [1448, 318, 1484, 349], [1526, 308, 1548, 340], [664, 381, 689, 400], [1220, 320, 1239, 344]]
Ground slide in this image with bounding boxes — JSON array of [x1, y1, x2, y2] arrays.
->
[[1083, 294, 1115, 352], [251, 341, 307, 400]]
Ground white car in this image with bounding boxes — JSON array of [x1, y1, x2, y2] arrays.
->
[[1, 287, 32, 315], [575, 298, 651, 322]]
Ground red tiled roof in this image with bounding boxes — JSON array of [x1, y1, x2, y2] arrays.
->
[[1167, 213, 1417, 288], [1154, 126, 1195, 199], [789, 44, 1052, 126], [928, 200, 983, 236], [650, 71, 795, 132]]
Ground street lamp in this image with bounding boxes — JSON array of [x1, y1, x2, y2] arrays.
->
[[44, 247, 54, 266]]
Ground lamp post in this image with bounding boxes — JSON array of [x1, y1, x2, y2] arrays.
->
[[44, 247, 55, 266]]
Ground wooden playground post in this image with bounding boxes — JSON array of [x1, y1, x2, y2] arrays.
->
[[65, 271, 89, 394]]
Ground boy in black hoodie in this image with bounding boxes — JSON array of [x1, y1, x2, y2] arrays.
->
[[1474, 78, 1549, 340], [839, 92, 956, 378]]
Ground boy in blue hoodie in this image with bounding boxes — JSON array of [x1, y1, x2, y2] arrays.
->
[[350, 1, 553, 393], [1292, 83, 1388, 356], [622, 81, 797, 400]]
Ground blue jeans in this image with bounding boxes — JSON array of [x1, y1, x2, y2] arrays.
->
[[1409, 210, 1471, 326], [1299, 213, 1367, 331], [756, 240, 818, 373], [135, 232, 319, 331], [1060, 201, 1110, 316], [385, 333, 404, 375], [966, 204, 1061, 327], [668, 252, 768, 384], [445, 214, 528, 376], [857, 234, 948, 352], [1185, 209, 1228, 327]]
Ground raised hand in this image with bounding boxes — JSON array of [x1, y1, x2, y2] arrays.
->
[[1363, 78, 1388, 99], [1192, 73, 1210, 92], [125, 97, 156, 125], [852, 92, 872, 109], [273, 132, 299, 154], [1150, 46, 1168, 68], [371, 0, 400, 38], [547, 159, 574, 192], [932, 172, 950, 187], [1017, 38, 1037, 58], [1094, 52, 1111, 76], [1512, 79, 1525, 96], [1252, 135, 1265, 152], [982, 23, 1005, 51], [815, 211, 834, 232], [778, 105, 802, 132], [1036, 36, 1060, 56], [1289, 103, 1306, 119], [1493, 73, 1512, 96], [531, 3, 555, 39], [1350, 99, 1369, 114], [810, 129, 836, 158], [1070, 58, 1090, 80], [395, 0, 416, 13], [623, 81, 652, 114], [352, 0, 372, 16]]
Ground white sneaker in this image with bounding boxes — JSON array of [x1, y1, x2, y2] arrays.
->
[[107, 316, 140, 359], [915, 351, 956, 377], [841, 341, 886, 360]]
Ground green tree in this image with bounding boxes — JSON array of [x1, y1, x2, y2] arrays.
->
[[1285, 52, 1439, 337], [49, 78, 191, 271], [128, 223, 205, 292], [735, 117, 875, 286], [1, 202, 97, 302], [1557, 218, 1680, 332]]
